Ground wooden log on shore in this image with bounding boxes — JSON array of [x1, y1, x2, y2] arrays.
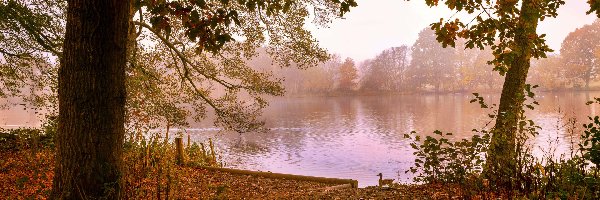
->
[[323, 183, 353, 191], [200, 166, 359, 188]]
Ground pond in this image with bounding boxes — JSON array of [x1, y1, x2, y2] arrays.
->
[[2, 92, 600, 187], [183, 92, 600, 187]]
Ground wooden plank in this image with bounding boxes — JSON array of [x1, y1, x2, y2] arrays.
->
[[323, 183, 353, 191], [200, 166, 359, 188]]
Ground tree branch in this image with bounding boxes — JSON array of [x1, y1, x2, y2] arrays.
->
[[133, 21, 240, 90]]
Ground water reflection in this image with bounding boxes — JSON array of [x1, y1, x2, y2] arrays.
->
[[2, 92, 600, 187], [189, 92, 600, 187], [0, 105, 41, 128]]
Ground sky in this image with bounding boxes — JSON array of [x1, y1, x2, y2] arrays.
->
[[308, 0, 598, 61]]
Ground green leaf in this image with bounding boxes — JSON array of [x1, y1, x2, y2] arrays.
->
[[525, 105, 534, 110]]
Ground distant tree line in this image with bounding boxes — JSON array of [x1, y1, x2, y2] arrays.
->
[[257, 20, 600, 95], [530, 20, 600, 90]]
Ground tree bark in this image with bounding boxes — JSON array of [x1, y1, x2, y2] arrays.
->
[[484, 0, 539, 188], [52, 0, 129, 199]]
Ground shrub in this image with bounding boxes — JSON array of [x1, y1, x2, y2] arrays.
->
[[404, 130, 489, 185], [121, 131, 222, 199], [405, 93, 600, 199], [0, 128, 52, 151]]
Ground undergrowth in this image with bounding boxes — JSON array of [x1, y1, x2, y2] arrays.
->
[[1, 116, 223, 199], [405, 92, 600, 199], [121, 131, 222, 199]]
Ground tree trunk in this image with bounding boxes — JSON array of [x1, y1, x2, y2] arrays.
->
[[484, 0, 539, 188], [52, 0, 129, 199]]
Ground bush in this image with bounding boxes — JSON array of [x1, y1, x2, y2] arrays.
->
[[0, 128, 53, 151], [404, 130, 489, 185], [582, 116, 600, 166], [405, 93, 600, 199], [121, 132, 221, 199]]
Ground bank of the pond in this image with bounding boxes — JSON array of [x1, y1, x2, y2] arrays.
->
[[1, 148, 476, 199]]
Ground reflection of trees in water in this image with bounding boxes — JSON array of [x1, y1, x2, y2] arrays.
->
[[190, 131, 273, 168], [535, 92, 596, 115], [262, 95, 503, 149], [356, 95, 492, 142], [12, 92, 600, 157], [240, 97, 367, 165], [189, 93, 600, 180], [267, 98, 337, 142], [332, 97, 360, 129], [528, 92, 600, 136], [225, 98, 351, 163], [228, 136, 269, 155], [415, 94, 489, 138], [0, 106, 44, 128], [352, 96, 414, 145]]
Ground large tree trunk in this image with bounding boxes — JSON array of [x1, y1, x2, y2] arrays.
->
[[484, 0, 539, 188], [52, 0, 129, 199]]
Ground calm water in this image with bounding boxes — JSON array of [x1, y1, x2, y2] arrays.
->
[[2, 92, 600, 187]]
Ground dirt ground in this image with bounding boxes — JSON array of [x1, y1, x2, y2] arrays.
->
[[1, 149, 468, 199]]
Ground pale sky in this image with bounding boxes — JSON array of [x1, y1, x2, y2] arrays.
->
[[309, 0, 598, 61]]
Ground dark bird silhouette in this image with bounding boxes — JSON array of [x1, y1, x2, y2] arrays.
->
[[377, 173, 394, 187]]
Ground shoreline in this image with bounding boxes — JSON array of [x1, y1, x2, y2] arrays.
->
[[0, 148, 472, 199]]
